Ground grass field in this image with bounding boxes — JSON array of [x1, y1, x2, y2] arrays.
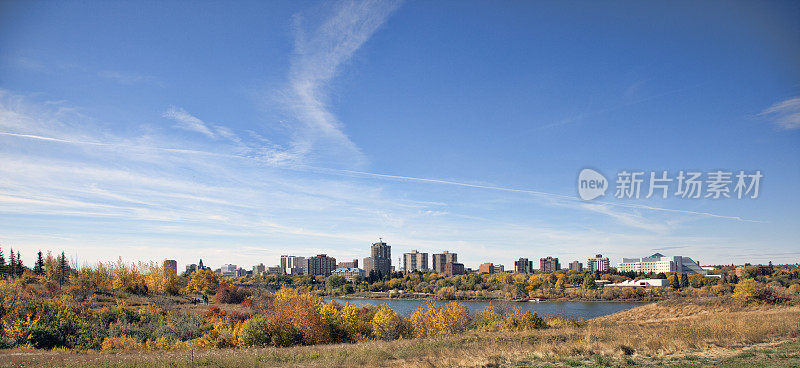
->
[[1, 297, 798, 368]]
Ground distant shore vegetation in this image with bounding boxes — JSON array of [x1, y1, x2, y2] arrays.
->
[[0, 248, 798, 353]]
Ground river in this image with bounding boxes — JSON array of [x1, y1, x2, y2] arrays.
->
[[325, 298, 648, 319]]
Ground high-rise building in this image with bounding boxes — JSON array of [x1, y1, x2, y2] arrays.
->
[[403, 250, 428, 272], [163, 259, 177, 278], [569, 261, 583, 272], [617, 253, 706, 275], [338, 259, 358, 269], [371, 239, 391, 259], [363, 239, 392, 276], [432, 251, 457, 273], [478, 263, 495, 274], [495, 264, 505, 273], [253, 263, 266, 276], [445, 262, 465, 276], [305, 254, 337, 276], [363, 257, 391, 277], [587, 254, 610, 273], [281, 255, 306, 275], [540, 257, 561, 273], [514, 258, 533, 273]]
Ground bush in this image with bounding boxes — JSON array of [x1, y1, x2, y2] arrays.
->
[[410, 301, 470, 337], [733, 279, 762, 303], [503, 309, 545, 331], [473, 306, 503, 331], [214, 284, 249, 304], [372, 305, 406, 340], [102, 336, 142, 351], [170, 313, 208, 341], [267, 321, 303, 347], [759, 286, 788, 304], [238, 315, 271, 347]]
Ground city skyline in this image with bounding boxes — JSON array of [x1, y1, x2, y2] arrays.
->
[[1, 1, 799, 268], [110, 242, 779, 275]]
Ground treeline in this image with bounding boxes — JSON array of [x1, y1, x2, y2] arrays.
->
[[233, 266, 800, 302], [0, 247, 71, 284]]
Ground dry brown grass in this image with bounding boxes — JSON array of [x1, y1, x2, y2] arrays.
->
[[2, 298, 798, 368]]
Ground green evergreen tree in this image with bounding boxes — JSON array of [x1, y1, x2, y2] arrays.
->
[[57, 251, 70, 286], [34, 251, 45, 275], [672, 273, 681, 289], [15, 252, 23, 277], [0, 247, 5, 276], [8, 249, 16, 278], [680, 273, 689, 288]]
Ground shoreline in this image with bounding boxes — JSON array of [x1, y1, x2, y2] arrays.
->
[[324, 294, 656, 303]]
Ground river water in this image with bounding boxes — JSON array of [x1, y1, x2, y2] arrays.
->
[[325, 298, 648, 319]]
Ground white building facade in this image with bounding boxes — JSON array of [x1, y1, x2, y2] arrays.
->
[[617, 253, 706, 275], [280, 255, 306, 275], [332, 267, 365, 282], [610, 279, 670, 287], [587, 254, 610, 273]]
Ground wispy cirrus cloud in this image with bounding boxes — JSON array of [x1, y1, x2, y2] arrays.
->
[[0, 90, 779, 267], [282, 0, 402, 166], [162, 106, 218, 138], [97, 70, 166, 87], [760, 97, 800, 130]]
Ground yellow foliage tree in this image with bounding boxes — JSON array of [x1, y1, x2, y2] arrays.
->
[[410, 301, 470, 337], [110, 258, 147, 294], [339, 303, 359, 336], [733, 278, 762, 302], [372, 305, 404, 340], [188, 269, 221, 294]]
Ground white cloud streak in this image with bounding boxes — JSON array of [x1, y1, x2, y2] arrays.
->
[[97, 70, 165, 87], [162, 106, 217, 138], [760, 97, 800, 130], [283, 0, 401, 166]]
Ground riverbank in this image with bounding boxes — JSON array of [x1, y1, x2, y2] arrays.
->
[[3, 297, 797, 367], [325, 296, 648, 319], [324, 291, 663, 302]]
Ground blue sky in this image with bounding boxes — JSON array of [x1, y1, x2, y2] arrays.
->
[[0, 0, 798, 270]]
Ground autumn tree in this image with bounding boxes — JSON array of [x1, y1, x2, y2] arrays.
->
[[733, 278, 762, 303], [582, 274, 597, 290], [189, 269, 221, 294], [325, 275, 346, 290], [44, 251, 58, 282], [110, 258, 147, 293], [372, 305, 404, 340], [555, 275, 566, 291]]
